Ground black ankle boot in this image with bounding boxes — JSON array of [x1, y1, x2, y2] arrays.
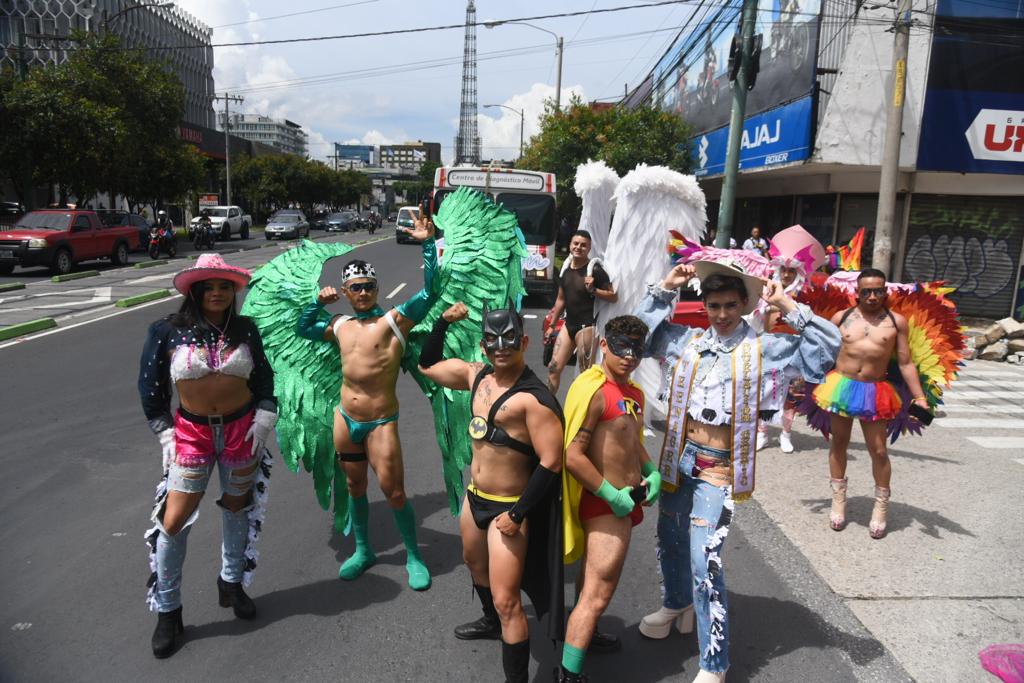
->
[[454, 584, 501, 640], [502, 640, 530, 683], [588, 630, 621, 653], [151, 606, 183, 659], [217, 576, 256, 620], [553, 666, 588, 683]]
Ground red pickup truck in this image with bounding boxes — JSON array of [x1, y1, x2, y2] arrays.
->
[[0, 209, 139, 275]]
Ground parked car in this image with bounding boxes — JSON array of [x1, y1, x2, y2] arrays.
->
[[395, 206, 421, 244], [189, 205, 252, 240], [309, 211, 330, 230], [324, 211, 358, 232], [0, 209, 139, 275], [264, 213, 310, 240], [0, 201, 24, 227], [97, 210, 153, 251]]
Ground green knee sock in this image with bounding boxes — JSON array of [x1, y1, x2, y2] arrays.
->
[[338, 495, 376, 580], [393, 502, 431, 591], [561, 643, 586, 674]]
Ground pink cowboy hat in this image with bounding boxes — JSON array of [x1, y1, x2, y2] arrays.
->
[[173, 253, 252, 295]]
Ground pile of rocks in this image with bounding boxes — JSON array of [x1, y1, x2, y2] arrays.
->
[[967, 318, 1024, 363]]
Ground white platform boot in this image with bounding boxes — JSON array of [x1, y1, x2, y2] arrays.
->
[[639, 604, 695, 639]]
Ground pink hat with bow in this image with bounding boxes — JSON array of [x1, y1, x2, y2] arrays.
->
[[173, 253, 252, 295], [768, 225, 826, 274]]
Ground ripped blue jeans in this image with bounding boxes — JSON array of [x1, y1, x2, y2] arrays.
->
[[656, 441, 733, 674], [153, 439, 259, 613]]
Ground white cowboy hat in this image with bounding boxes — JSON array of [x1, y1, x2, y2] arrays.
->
[[693, 259, 765, 315]]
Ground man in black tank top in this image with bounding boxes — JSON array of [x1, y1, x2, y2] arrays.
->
[[419, 301, 565, 683], [546, 230, 617, 394]]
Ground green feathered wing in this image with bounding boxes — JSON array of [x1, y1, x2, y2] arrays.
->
[[240, 240, 355, 531], [401, 186, 527, 514]]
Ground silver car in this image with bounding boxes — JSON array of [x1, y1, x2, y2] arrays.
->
[[264, 213, 310, 240]]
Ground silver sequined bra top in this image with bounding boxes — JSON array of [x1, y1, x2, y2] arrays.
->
[[170, 343, 254, 382]]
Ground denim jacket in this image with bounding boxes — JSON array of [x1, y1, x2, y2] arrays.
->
[[634, 285, 840, 426]]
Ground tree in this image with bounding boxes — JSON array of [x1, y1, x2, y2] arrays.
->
[[517, 95, 693, 224], [0, 30, 205, 208]]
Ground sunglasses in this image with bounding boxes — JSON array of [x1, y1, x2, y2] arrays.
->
[[347, 282, 377, 293], [858, 287, 886, 298]]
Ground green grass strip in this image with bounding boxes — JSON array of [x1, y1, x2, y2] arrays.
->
[[0, 317, 57, 341], [0, 282, 26, 292], [133, 259, 169, 269], [115, 289, 171, 308], [51, 269, 100, 283]]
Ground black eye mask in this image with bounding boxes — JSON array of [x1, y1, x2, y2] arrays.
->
[[605, 333, 644, 360], [482, 300, 524, 351]]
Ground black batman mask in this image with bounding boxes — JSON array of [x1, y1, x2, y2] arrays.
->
[[481, 299, 524, 351]]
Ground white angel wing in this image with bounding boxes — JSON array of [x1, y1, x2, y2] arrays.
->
[[574, 159, 619, 259], [596, 164, 707, 417]]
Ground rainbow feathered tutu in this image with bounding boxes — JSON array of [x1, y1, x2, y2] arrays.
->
[[813, 370, 902, 421]]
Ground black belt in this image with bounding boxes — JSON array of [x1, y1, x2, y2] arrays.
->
[[177, 403, 252, 426]]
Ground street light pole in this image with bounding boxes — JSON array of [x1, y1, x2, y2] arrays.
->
[[483, 104, 525, 161], [214, 94, 244, 206], [484, 21, 563, 112]]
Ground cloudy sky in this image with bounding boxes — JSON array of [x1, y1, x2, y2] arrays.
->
[[173, 0, 691, 164]]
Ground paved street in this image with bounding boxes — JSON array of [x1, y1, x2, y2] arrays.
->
[[1, 237, 1016, 682]]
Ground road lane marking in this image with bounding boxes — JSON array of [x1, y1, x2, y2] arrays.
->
[[386, 283, 406, 299], [966, 436, 1024, 449], [1015, 458, 1024, 467], [127, 274, 172, 285], [936, 418, 1024, 429], [0, 286, 112, 312], [523, 314, 537, 319], [945, 390, 1024, 400]]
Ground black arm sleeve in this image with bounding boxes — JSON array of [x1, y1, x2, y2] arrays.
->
[[418, 317, 451, 368], [244, 319, 278, 412], [594, 264, 612, 291], [138, 319, 174, 433], [508, 464, 559, 524]]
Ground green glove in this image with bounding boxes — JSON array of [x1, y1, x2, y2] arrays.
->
[[641, 461, 662, 505], [595, 479, 634, 518]]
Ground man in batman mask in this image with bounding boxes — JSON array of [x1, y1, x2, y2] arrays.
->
[[418, 300, 565, 683]]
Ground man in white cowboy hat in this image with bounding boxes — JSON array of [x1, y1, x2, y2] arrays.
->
[[631, 259, 840, 683], [296, 216, 438, 591]]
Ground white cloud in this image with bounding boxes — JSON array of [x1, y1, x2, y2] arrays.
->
[[478, 83, 586, 161]]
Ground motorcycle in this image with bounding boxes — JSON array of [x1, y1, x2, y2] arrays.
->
[[193, 217, 216, 251], [148, 223, 177, 259]]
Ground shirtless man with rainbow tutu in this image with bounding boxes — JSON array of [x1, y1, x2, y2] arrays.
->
[[815, 267, 930, 539]]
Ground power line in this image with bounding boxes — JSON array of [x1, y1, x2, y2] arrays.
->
[[210, 0, 380, 29]]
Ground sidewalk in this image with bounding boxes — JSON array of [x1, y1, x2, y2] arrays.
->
[[753, 359, 1024, 682]]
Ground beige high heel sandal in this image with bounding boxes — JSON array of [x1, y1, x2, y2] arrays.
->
[[869, 486, 891, 539], [829, 477, 848, 531]]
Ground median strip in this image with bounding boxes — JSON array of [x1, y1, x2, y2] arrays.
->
[[115, 289, 171, 308], [0, 317, 58, 342], [133, 259, 169, 269], [0, 282, 26, 292], [51, 269, 100, 283]]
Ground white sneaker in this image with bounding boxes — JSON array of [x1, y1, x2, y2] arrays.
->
[[779, 431, 794, 453], [639, 605, 695, 639], [756, 430, 769, 450], [692, 669, 727, 683]]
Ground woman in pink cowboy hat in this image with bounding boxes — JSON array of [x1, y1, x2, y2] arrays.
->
[[138, 253, 278, 658]]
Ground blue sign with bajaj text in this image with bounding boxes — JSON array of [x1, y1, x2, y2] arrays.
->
[[689, 96, 814, 177]]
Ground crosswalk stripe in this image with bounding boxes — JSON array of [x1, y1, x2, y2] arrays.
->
[[959, 370, 1024, 379], [937, 418, 1024, 429], [946, 390, 1024, 400], [967, 436, 1024, 449], [954, 380, 1024, 388], [942, 405, 1024, 414]]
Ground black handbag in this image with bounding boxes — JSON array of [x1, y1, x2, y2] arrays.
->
[[908, 401, 934, 426]]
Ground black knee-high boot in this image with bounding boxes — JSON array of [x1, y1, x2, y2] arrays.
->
[[501, 639, 530, 683], [454, 584, 501, 640]]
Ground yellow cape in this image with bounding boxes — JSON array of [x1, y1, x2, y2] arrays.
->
[[561, 365, 645, 564]]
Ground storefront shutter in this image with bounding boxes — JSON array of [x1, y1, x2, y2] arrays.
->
[[902, 195, 1024, 319]]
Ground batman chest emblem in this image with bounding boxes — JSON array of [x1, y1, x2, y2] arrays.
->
[[469, 416, 488, 440]]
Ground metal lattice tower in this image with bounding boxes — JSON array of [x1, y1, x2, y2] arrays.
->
[[454, 0, 481, 165]]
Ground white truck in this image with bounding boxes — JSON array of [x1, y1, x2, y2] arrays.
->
[[190, 205, 252, 241]]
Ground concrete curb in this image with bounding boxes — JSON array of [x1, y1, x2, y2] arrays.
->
[[133, 259, 169, 269], [51, 270, 100, 283], [0, 282, 26, 292], [0, 317, 58, 341], [115, 289, 170, 308]]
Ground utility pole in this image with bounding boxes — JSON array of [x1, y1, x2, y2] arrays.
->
[[555, 36, 564, 112], [872, 0, 913, 275], [715, 0, 758, 248], [214, 94, 244, 206]]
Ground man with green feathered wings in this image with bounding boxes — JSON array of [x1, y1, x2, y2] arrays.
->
[[294, 216, 438, 591]]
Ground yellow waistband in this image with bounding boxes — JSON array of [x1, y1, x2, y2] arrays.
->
[[467, 483, 521, 504]]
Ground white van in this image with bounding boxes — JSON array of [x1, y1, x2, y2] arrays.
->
[[395, 205, 421, 244]]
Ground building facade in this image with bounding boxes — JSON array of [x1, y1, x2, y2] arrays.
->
[[335, 144, 375, 167], [379, 141, 442, 174], [0, 0, 215, 128], [224, 114, 309, 157], [630, 0, 1024, 320]]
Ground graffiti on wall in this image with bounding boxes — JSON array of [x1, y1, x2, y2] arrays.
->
[[905, 234, 1014, 297]]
